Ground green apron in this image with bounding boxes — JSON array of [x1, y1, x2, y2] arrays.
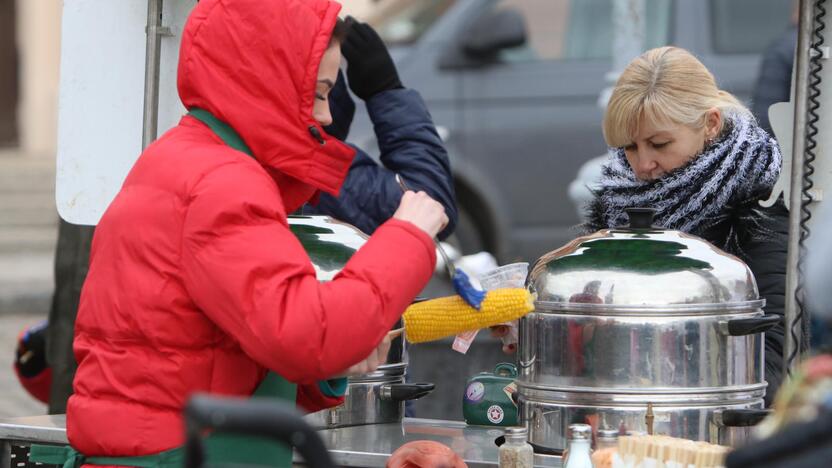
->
[[31, 109, 301, 468], [29, 374, 295, 468]]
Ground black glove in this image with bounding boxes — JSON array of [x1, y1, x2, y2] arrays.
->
[[341, 19, 402, 100], [15, 321, 49, 378]]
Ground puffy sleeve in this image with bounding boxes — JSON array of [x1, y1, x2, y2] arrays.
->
[[181, 160, 436, 384]]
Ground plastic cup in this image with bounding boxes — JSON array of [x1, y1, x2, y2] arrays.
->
[[478, 262, 529, 350], [478, 262, 529, 291]]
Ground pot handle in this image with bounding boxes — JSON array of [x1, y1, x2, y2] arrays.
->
[[720, 316, 781, 336], [381, 383, 435, 401], [625, 207, 656, 229], [717, 409, 770, 427]]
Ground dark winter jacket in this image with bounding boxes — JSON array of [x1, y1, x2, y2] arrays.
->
[[699, 196, 789, 407], [752, 26, 797, 135], [306, 75, 458, 239]]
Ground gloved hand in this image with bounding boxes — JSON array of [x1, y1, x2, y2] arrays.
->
[[341, 19, 402, 100]]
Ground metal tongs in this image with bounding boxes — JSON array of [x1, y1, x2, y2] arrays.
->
[[395, 174, 456, 280]]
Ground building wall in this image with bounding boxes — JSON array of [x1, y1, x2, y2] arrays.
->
[[12, 0, 379, 161], [0, 0, 18, 146], [15, 0, 61, 159], [339, 0, 378, 19]]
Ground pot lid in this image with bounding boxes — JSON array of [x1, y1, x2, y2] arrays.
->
[[529, 208, 761, 312], [288, 215, 367, 281]]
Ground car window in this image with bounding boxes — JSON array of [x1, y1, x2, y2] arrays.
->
[[710, 0, 794, 54], [369, 0, 456, 46], [494, 0, 673, 63]]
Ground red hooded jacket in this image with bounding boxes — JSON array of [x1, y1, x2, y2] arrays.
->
[[67, 0, 436, 456]]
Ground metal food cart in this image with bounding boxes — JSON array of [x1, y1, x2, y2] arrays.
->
[[0, 416, 561, 467]]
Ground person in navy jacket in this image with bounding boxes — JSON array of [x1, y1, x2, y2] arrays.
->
[[306, 20, 458, 240]]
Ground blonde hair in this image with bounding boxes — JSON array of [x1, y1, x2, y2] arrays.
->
[[603, 46, 750, 148]]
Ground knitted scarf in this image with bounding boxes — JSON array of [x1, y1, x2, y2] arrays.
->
[[585, 112, 782, 238]]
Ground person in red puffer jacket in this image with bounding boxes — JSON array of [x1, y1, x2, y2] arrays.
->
[[66, 0, 447, 459]]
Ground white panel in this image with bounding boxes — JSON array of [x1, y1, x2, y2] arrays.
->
[[56, 0, 195, 225], [765, 42, 832, 228]]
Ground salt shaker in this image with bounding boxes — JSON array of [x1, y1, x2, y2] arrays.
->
[[563, 424, 594, 468], [596, 428, 619, 451], [499, 426, 534, 468]]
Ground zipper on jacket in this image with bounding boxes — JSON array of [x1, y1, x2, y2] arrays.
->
[[308, 126, 326, 145]]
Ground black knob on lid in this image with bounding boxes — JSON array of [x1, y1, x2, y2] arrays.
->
[[626, 208, 656, 229]]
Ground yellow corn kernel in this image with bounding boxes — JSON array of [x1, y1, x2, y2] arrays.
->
[[403, 288, 535, 343]]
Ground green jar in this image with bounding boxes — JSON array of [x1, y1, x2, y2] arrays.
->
[[463, 363, 518, 427]]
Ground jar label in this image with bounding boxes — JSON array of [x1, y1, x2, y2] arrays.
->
[[487, 404, 505, 424]]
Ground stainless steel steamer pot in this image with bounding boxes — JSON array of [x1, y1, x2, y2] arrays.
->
[[304, 364, 434, 428], [288, 216, 434, 428], [518, 208, 778, 453]]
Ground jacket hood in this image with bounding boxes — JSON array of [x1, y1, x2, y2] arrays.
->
[[178, 0, 355, 198]]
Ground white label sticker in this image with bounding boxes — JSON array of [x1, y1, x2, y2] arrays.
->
[[487, 405, 505, 424], [465, 381, 486, 403]]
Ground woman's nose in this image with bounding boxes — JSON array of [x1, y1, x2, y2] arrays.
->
[[314, 108, 333, 127], [636, 153, 659, 180]]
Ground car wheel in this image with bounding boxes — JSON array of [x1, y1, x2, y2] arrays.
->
[[446, 203, 486, 255]]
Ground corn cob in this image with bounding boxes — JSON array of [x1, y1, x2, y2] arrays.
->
[[403, 288, 535, 343]]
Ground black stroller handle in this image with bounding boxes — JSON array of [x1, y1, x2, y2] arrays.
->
[[184, 394, 336, 468], [726, 410, 832, 468]]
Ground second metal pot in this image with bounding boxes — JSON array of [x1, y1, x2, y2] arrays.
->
[[305, 366, 435, 429], [289, 216, 433, 427]]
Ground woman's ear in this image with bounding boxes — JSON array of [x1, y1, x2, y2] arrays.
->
[[705, 107, 722, 140]]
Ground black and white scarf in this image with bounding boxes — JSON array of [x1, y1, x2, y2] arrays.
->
[[585, 112, 782, 237]]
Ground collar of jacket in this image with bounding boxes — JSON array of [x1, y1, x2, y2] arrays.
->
[[187, 107, 323, 213], [188, 108, 253, 157]]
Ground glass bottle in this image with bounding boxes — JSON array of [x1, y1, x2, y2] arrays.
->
[[499, 426, 534, 468], [563, 424, 594, 468]]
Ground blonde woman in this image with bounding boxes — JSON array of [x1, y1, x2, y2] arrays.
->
[[586, 46, 787, 406]]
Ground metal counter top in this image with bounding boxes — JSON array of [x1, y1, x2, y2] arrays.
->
[[313, 418, 561, 467], [0, 414, 67, 444], [0, 416, 561, 467]]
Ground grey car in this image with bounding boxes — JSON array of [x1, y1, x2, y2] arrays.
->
[[349, 0, 793, 263]]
